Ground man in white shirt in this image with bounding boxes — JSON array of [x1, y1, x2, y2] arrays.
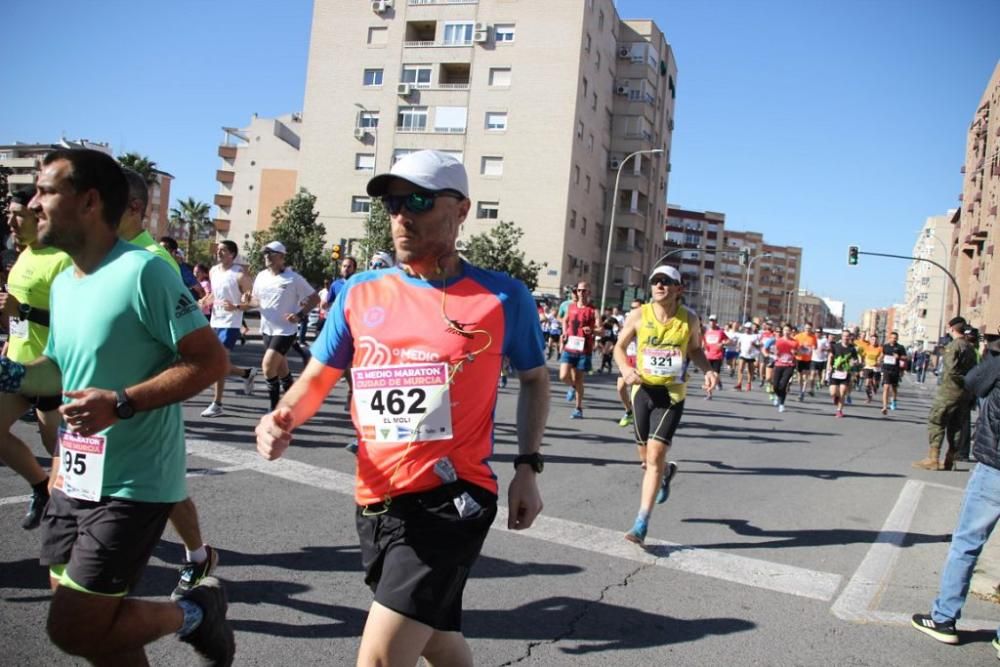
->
[[734, 322, 760, 391], [246, 241, 319, 409], [199, 240, 259, 418]]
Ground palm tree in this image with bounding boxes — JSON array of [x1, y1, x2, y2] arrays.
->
[[169, 197, 213, 258], [117, 152, 158, 185]]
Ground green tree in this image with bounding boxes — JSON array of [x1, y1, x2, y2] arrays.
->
[[462, 220, 544, 292], [244, 189, 333, 286], [168, 197, 213, 259], [356, 198, 392, 265], [117, 152, 158, 185]]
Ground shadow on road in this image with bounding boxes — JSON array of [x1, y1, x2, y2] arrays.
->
[[680, 517, 950, 550], [679, 459, 905, 480]]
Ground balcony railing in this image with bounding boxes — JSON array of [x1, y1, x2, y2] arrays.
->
[[403, 39, 473, 47], [409, 0, 477, 4]]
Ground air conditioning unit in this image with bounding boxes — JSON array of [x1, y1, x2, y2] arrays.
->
[[473, 29, 489, 43], [353, 127, 367, 140], [615, 84, 630, 96], [475, 22, 487, 31], [371, 0, 388, 14], [609, 158, 622, 170], [397, 83, 413, 96], [618, 46, 631, 58]]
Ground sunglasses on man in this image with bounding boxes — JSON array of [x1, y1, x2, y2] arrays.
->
[[650, 275, 680, 287], [381, 190, 464, 215]]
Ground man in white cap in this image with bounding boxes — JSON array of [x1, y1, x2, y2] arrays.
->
[[369, 251, 394, 271], [613, 265, 719, 545], [245, 240, 319, 410], [701, 314, 729, 398], [734, 321, 760, 391], [255, 149, 549, 665]]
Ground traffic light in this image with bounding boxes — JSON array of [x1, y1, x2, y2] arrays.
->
[[331, 243, 343, 261], [847, 245, 859, 266], [738, 247, 750, 267]]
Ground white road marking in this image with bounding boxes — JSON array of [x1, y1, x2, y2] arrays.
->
[[187, 439, 842, 601], [0, 494, 30, 507], [831, 479, 996, 630]]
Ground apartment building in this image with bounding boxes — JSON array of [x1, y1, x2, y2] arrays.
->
[[951, 60, 1000, 333], [796, 290, 835, 330], [662, 206, 739, 321], [719, 230, 802, 323], [297, 0, 676, 298], [896, 211, 954, 346], [860, 307, 896, 339], [213, 113, 304, 248], [0, 139, 174, 238]]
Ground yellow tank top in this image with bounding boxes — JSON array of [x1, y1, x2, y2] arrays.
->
[[635, 303, 691, 393]]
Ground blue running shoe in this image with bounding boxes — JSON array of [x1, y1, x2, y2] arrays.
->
[[890, 400, 897, 411], [566, 388, 576, 402], [655, 461, 678, 504], [624, 518, 648, 545], [846, 395, 853, 405], [570, 408, 583, 419]]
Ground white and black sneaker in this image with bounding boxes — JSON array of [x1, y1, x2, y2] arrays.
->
[[178, 576, 235, 666], [911, 613, 958, 644], [242, 368, 258, 396], [200, 402, 224, 418]]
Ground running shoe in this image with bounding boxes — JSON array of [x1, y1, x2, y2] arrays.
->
[[993, 636, 1000, 659], [498, 376, 507, 388], [570, 409, 583, 419], [655, 461, 678, 504], [172, 546, 220, 601], [799, 390, 805, 402], [624, 518, 648, 546], [771, 395, 778, 406], [778, 404, 786, 413], [243, 368, 258, 396], [845, 395, 853, 405], [178, 576, 236, 666], [618, 412, 634, 427], [890, 400, 897, 411], [910, 613, 958, 645], [200, 402, 224, 418], [21, 489, 48, 530], [566, 388, 576, 402], [835, 409, 844, 418], [345, 442, 359, 455], [881, 406, 888, 415], [735, 383, 743, 391], [808, 389, 815, 397]]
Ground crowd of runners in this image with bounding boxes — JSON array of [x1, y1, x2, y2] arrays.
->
[[0, 147, 997, 665]]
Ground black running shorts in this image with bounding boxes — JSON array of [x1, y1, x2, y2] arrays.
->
[[356, 481, 497, 632], [631, 384, 685, 445], [795, 360, 812, 373], [709, 359, 723, 373], [882, 369, 900, 386], [40, 491, 174, 596], [262, 333, 297, 355]]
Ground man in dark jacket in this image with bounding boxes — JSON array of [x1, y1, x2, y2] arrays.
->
[[914, 317, 978, 470], [911, 339, 1000, 654]]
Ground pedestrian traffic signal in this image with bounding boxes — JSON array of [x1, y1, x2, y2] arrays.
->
[[848, 245, 859, 266], [331, 243, 343, 261], [738, 247, 750, 267]]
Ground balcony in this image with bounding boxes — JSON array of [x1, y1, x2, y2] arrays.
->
[[0, 157, 36, 169], [218, 145, 237, 160], [216, 169, 235, 184], [214, 194, 233, 208], [408, 0, 477, 4], [213, 218, 231, 233]]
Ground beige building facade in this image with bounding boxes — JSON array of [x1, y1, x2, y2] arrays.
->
[[297, 0, 675, 299], [213, 113, 303, 250], [951, 60, 999, 332], [897, 212, 954, 347], [719, 230, 802, 324]]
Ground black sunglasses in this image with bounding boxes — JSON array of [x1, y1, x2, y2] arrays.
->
[[381, 191, 463, 215], [650, 275, 680, 286]]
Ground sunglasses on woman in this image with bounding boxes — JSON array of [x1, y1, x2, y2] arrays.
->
[[381, 190, 464, 215]]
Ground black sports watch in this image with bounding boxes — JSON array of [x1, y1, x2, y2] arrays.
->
[[513, 452, 544, 473], [114, 390, 136, 420]]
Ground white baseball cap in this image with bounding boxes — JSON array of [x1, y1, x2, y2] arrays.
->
[[263, 241, 287, 254], [708, 314, 718, 320], [366, 150, 469, 198], [743, 321, 754, 328], [369, 251, 394, 269], [649, 265, 682, 283]]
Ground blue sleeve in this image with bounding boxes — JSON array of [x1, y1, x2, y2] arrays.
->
[[310, 279, 354, 370], [504, 282, 546, 370]]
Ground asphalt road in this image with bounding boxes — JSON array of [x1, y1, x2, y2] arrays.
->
[[1, 340, 997, 666]]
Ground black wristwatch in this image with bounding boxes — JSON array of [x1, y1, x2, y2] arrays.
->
[[513, 452, 544, 473], [114, 390, 136, 420], [17, 303, 50, 327]]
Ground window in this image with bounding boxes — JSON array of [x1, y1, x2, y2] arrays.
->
[[434, 106, 467, 132], [587, 133, 594, 152], [570, 209, 577, 229], [477, 201, 500, 219], [397, 106, 428, 131], [582, 217, 588, 235], [598, 9, 605, 30], [485, 111, 508, 130], [582, 77, 589, 97], [393, 149, 415, 164], [585, 175, 591, 192], [351, 196, 371, 213], [489, 67, 512, 87], [358, 111, 379, 129], [355, 153, 375, 171], [442, 22, 474, 45], [576, 120, 584, 138], [595, 50, 601, 69], [401, 65, 432, 87], [585, 33, 591, 53], [574, 165, 580, 184], [367, 27, 388, 45], [592, 92, 597, 110], [481, 156, 503, 177], [363, 69, 383, 87], [494, 24, 515, 43]]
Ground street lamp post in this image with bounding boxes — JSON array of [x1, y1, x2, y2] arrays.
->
[[599, 148, 663, 314], [354, 102, 378, 173], [742, 252, 772, 324]]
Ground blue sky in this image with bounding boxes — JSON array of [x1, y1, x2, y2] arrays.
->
[[3, 0, 998, 323]]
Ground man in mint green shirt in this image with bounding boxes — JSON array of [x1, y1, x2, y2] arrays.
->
[[6, 149, 233, 665]]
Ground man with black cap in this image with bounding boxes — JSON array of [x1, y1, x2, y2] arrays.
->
[[255, 149, 549, 666], [914, 316, 978, 470]]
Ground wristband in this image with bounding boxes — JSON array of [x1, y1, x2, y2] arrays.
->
[[0, 357, 27, 393]]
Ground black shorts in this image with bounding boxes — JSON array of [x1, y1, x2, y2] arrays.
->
[[795, 360, 812, 373], [356, 481, 497, 632], [811, 360, 827, 372], [262, 333, 297, 355], [40, 491, 174, 595], [546, 332, 561, 342], [631, 384, 685, 445], [26, 394, 62, 412], [709, 359, 723, 373], [862, 368, 880, 380], [882, 369, 900, 386]]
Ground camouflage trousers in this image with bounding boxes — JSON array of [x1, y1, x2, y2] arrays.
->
[[927, 394, 972, 456]]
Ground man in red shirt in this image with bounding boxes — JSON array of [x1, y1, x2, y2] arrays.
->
[[701, 315, 729, 398], [560, 281, 597, 419]]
